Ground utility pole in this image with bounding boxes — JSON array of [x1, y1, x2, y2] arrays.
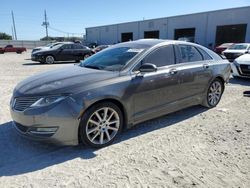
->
[[11, 11, 17, 40], [42, 10, 49, 39], [11, 26, 14, 40]]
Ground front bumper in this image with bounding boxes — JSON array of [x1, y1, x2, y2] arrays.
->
[[31, 54, 44, 62], [10, 97, 82, 146], [231, 63, 250, 78]]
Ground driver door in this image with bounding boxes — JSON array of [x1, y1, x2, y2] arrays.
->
[[132, 45, 181, 122]]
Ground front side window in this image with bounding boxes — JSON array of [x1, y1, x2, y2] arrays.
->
[[61, 44, 73, 49], [178, 45, 203, 63], [143, 45, 175, 67]]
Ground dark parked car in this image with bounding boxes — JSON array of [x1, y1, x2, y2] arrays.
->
[[31, 43, 93, 64], [0, 45, 26, 54], [214, 43, 234, 54], [11, 39, 231, 148], [93, 45, 111, 53]]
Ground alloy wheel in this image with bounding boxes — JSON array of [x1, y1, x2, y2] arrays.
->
[[46, 56, 54, 64], [86, 107, 120, 145], [208, 81, 222, 106]]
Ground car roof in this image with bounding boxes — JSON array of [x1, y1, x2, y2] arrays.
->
[[113, 39, 199, 49]]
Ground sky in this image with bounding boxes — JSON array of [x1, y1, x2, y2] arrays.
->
[[0, 0, 250, 40]]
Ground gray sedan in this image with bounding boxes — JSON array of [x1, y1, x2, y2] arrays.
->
[[10, 39, 231, 148]]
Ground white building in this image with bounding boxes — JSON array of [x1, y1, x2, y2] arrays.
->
[[85, 6, 250, 48]]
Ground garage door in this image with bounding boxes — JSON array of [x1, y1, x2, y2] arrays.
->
[[215, 24, 247, 46], [144, 31, 160, 39], [174, 28, 195, 42], [121, 32, 133, 42]]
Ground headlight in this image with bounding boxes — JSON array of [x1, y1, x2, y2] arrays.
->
[[31, 95, 68, 107]]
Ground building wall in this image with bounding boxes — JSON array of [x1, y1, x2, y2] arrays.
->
[[167, 13, 208, 45], [86, 6, 250, 47], [206, 6, 250, 47]]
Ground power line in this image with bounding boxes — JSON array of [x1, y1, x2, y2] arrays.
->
[[48, 25, 84, 35]]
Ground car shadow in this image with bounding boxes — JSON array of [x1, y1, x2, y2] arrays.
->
[[229, 77, 250, 86], [0, 105, 207, 176], [22, 61, 79, 66]]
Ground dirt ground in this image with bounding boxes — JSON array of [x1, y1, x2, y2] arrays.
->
[[0, 51, 249, 188]]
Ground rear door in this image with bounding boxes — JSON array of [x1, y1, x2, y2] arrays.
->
[[72, 44, 87, 60], [174, 44, 213, 100]]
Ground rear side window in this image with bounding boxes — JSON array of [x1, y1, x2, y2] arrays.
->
[[197, 47, 212, 60], [178, 45, 203, 63], [143, 45, 175, 67], [62, 44, 73, 49], [74, 44, 84, 49]]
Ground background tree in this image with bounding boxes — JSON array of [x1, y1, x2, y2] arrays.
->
[[0, 32, 12, 40]]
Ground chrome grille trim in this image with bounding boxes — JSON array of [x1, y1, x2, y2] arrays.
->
[[13, 96, 40, 111]]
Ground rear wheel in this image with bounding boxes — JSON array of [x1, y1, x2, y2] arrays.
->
[[202, 78, 224, 108], [83, 54, 90, 60], [79, 102, 123, 148], [45, 55, 55, 64]]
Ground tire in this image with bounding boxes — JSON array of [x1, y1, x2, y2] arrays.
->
[[45, 55, 55, 64], [202, 78, 224, 108], [16, 51, 22, 54], [79, 102, 123, 148], [83, 54, 90, 60]]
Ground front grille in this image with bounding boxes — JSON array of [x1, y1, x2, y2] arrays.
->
[[240, 64, 250, 76], [13, 96, 40, 111], [224, 53, 241, 61]]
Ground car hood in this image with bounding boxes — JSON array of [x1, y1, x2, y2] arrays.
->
[[235, 54, 250, 65], [14, 65, 119, 96], [33, 48, 54, 54], [223, 49, 247, 53]]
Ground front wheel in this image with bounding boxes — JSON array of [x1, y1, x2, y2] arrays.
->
[[202, 78, 224, 108], [45, 55, 55, 64], [79, 102, 123, 148]]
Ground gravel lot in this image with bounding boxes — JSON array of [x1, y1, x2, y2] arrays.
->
[[0, 51, 249, 187]]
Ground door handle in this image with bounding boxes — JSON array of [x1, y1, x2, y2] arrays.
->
[[203, 64, 209, 69], [169, 69, 178, 75]]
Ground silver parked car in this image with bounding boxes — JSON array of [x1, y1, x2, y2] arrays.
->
[[10, 39, 231, 148]]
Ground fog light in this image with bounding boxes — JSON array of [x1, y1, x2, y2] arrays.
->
[[37, 127, 58, 132], [29, 127, 58, 134]]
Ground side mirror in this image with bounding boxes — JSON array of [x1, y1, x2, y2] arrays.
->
[[139, 63, 157, 73]]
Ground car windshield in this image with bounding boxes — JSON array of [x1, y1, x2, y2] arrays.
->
[[45, 44, 52, 47], [80, 47, 144, 71], [52, 44, 64, 49], [228, 44, 248, 50]]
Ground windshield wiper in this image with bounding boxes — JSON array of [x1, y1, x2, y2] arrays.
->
[[83, 65, 101, 70]]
